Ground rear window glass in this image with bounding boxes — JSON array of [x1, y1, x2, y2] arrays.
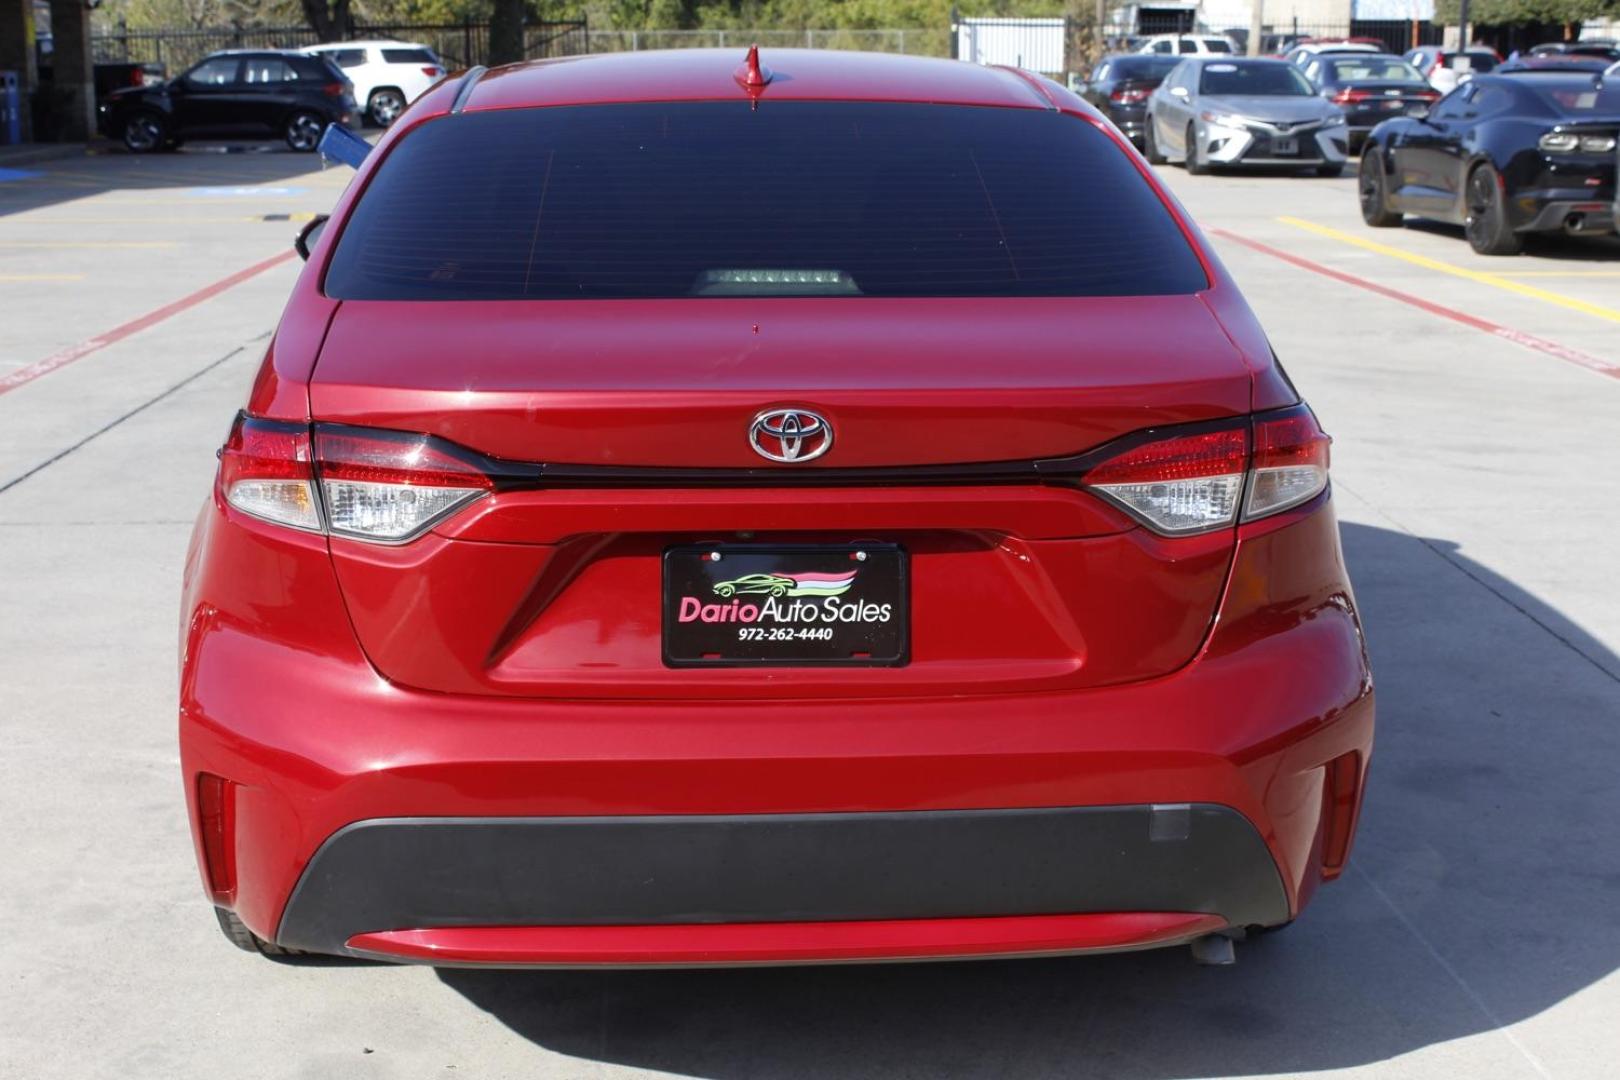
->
[[325, 102, 1207, 301], [1530, 79, 1620, 113], [1328, 58, 1425, 82], [382, 48, 438, 64], [1111, 56, 1182, 79]]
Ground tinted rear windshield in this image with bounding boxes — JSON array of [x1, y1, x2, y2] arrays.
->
[[1530, 79, 1620, 113], [382, 47, 438, 64], [324, 102, 1207, 301], [1112, 56, 1182, 80]]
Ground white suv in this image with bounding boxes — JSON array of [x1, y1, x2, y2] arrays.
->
[[300, 40, 445, 127], [1136, 34, 1237, 56]]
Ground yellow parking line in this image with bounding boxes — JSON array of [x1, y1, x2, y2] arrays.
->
[[1277, 216, 1620, 325], [1490, 271, 1620, 279], [0, 273, 86, 281]]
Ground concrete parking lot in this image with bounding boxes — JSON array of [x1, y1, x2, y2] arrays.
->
[[2, 144, 1618, 1079]]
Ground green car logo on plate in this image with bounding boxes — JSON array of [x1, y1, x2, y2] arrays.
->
[[713, 571, 857, 598]]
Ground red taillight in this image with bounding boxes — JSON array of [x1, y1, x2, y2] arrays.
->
[[217, 415, 497, 543], [422, 66, 442, 77], [217, 415, 320, 532], [324, 81, 345, 97], [314, 425, 494, 542], [1110, 86, 1151, 104], [1245, 405, 1331, 521], [1085, 425, 1249, 536], [1330, 88, 1371, 104], [196, 773, 236, 903], [1082, 405, 1330, 536]]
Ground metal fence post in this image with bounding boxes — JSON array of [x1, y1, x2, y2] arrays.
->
[[949, 5, 959, 59]]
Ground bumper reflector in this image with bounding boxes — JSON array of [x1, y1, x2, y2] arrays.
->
[[196, 772, 237, 903]]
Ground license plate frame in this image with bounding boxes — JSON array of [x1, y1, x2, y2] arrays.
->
[[662, 543, 909, 668], [1273, 136, 1299, 155]]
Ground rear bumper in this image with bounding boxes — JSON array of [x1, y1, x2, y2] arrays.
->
[[180, 495, 1374, 965], [346, 912, 1228, 967], [1515, 195, 1616, 234], [278, 805, 1289, 956]]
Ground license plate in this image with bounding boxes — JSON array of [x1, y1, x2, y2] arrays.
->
[[663, 544, 908, 667], [1274, 137, 1298, 155]]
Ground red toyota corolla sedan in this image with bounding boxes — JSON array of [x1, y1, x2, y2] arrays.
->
[[180, 48, 1374, 967]]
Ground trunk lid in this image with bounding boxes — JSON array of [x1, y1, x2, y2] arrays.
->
[[310, 295, 1255, 700]]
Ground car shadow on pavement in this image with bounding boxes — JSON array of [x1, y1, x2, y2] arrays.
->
[[436, 520, 1620, 1078], [1398, 217, 1620, 260], [0, 142, 345, 220]]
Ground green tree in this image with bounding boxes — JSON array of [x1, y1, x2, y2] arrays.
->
[[1434, 0, 1617, 23]]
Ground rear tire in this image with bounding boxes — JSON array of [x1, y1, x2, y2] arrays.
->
[[1143, 118, 1166, 164], [1464, 163, 1522, 256], [121, 110, 165, 153], [368, 88, 406, 127], [214, 907, 295, 957], [1358, 151, 1402, 228], [1185, 124, 1209, 175], [284, 110, 325, 153]]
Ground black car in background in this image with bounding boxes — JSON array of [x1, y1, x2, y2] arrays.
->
[[1301, 53, 1438, 152], [1302, 54, 1445, 152], [1497, 55, 1612, 76], [97, 50, 358, 153], [1079, 54, 1183, 147], [1359, 73, 1618, 254]]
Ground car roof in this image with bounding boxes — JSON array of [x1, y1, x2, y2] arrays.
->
[[456, 50, 1060, 113]]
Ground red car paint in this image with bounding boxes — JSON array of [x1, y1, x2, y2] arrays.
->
[[181, 48, 1373, 966]]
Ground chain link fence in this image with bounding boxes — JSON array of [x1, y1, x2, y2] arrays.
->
[[90, 20, 590, 74], [89, 16, 1445, 84]]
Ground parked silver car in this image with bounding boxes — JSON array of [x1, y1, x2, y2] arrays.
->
[[1144, 58, 1349, 176]]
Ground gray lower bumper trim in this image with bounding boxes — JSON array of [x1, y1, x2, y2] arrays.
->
[[276, 804, 1291, 955]]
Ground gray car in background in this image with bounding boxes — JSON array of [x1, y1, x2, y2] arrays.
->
[[1144, 57, 1349, 176]]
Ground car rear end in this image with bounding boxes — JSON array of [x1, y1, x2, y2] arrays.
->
[[179, 54, 1374, 967], [1100, 57, 1179, 145], [1507, 77, 1619, 235], [377, 44, 445, 102], [1318, 56, 1439, 150], [296, 52, 360, 130]]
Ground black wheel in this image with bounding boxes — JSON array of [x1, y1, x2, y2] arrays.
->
[[1316, 163, 1344, 178], [1143, 117, 1166, 164], [1464, 163, 1522, 256], [284, 111, 325, 153], [1185, 124, 1209, 175], [1358, 152, 1402, 228], [214, 907, 295, 956], [368, 88, 407, 127], [121, 110, 165, 153]]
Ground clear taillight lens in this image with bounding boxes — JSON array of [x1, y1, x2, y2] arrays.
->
[[1084, 426, 1249, 535], [1244, 406, 1331, 520], [216, 415, 494, 543], [315, 426, 493, 542], [218, 417, 321, 532], [1082, 405, 1331, 536]]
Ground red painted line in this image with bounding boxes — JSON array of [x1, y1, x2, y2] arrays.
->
[[1209, 228, 1620, 381], [0, 249, 297, 398]]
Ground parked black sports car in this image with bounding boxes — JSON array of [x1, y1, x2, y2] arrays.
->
[[1301, 53, 1439, 152], [97, 50, 358, 153], [1079, 54, 1182, 147], [1358, 73, 1618, 254]]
